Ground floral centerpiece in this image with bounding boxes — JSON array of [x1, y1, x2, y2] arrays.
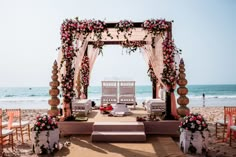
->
[[179, 113, 208, 133], [33, 114, 58, 132], [32, 114, 59, 154], [179, 113, 209, 154]]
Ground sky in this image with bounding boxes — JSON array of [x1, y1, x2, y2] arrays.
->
[[0, 0, 235, 87]]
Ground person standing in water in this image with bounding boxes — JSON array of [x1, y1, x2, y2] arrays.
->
[[202, 93, 205, 107]]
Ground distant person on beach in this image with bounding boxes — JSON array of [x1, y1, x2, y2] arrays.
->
[[202, 93, 205, 107]]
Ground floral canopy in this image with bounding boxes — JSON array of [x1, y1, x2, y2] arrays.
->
[[56, 18, 181, 117]]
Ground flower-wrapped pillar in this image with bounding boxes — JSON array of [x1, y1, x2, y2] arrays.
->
[[161, 33, 178, 120], [177, 58, 190, 117], [80, 56, 89, 98], [48, 61, 60, 116]]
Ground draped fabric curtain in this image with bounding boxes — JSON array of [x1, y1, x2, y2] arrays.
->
[[88, 45, 100, 77], [141, 35, 178, 117], [73, 39, 88, 86]]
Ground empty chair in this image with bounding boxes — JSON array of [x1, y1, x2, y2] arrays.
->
[[118, 81, 136, 108], [101, 81, 118, 105], [6, 109, 30, 143], [215, 106, 236, 141], [0, 109, 14, 155]]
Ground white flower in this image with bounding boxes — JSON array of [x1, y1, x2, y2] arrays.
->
[[191, 123, 195, 129]]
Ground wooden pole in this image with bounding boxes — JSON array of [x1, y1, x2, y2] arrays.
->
[[163, 22, 175, 120], [152, 80, 156, 99], [84, 47, 88, 98]]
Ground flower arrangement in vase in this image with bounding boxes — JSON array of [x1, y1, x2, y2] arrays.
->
[[179, 113, 209, 154], [32, 114, 59, 154]]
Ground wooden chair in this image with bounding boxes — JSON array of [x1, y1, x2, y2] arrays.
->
[[101, 81, 118, 105], [215, 106, 236, 141], [5, 109, 30, 144], [0, 109, 14, 155], [229, 125, 236, 146], [118, 81, 136, 109]]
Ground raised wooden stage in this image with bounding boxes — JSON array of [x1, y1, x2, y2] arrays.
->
[[58, 107, 180, 137]]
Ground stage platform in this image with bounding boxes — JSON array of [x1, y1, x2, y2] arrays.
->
[[58, 107, 180, 137]]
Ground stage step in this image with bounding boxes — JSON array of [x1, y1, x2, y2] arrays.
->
[[93, 122, 145, 132], [91, 122, 146, 142]]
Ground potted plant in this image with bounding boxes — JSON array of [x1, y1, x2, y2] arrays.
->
[[32, 114, 59, 154], [179, 113, 209, 154]]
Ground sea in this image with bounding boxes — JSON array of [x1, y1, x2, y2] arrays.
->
[[0, 85, 235, 109]]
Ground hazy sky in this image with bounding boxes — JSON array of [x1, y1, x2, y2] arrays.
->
[[0, 0, 235, 87]]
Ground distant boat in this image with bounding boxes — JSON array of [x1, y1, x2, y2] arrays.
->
[[29, 88, 32, 90]]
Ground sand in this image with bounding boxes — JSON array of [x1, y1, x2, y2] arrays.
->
[[1, 106, 236, 157]]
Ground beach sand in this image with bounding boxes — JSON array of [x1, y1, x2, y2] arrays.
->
[[2, 106, 236, 157]]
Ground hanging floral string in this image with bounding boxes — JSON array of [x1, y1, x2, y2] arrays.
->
[[116, 20, 134, 40], [147, 62, 157, 82], [161, 37, 180, 89], [121, 40, 145, 54], [80, 56, 90, 91]]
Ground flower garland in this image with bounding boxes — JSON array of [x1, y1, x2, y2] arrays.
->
[[78, 19, 112, 53], [161, 37, 179, 89], [80, 56, 90, 90], [142, 19, 169, 40], [116, 20, 134, 40], [121, 40, 145, 54], [60, 19, 78, 101]]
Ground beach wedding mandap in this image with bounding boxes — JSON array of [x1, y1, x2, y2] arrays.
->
[[46, 18, 191, 138]]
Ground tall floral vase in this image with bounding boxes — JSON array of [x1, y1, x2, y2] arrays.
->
[[180, 130, 209, 154], [32, 128, 59, 154]]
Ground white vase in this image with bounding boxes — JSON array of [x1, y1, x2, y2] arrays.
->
[[179, 130, 209, 154], [32, 128, 59, 154]]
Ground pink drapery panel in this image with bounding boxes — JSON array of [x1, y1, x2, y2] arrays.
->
[[73, 38, 88, 86], [141, 45, 160, 98], [141, 37, 165, 87], [88, 45, 99, 76], [141, 35, 178, 117], [171, 85, 178, 118]]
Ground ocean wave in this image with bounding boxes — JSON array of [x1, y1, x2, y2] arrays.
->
[[5, 94, 16, 97], [188, 95, 236, 99]]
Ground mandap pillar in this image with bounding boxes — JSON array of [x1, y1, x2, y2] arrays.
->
[[48, 60, 60, 116], [177, 58, 190, 117]]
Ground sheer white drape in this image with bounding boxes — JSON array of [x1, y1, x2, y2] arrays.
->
[[141, 35, 178, 117], [73, 39, 88, 86], [88, 45, 99, 76]]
